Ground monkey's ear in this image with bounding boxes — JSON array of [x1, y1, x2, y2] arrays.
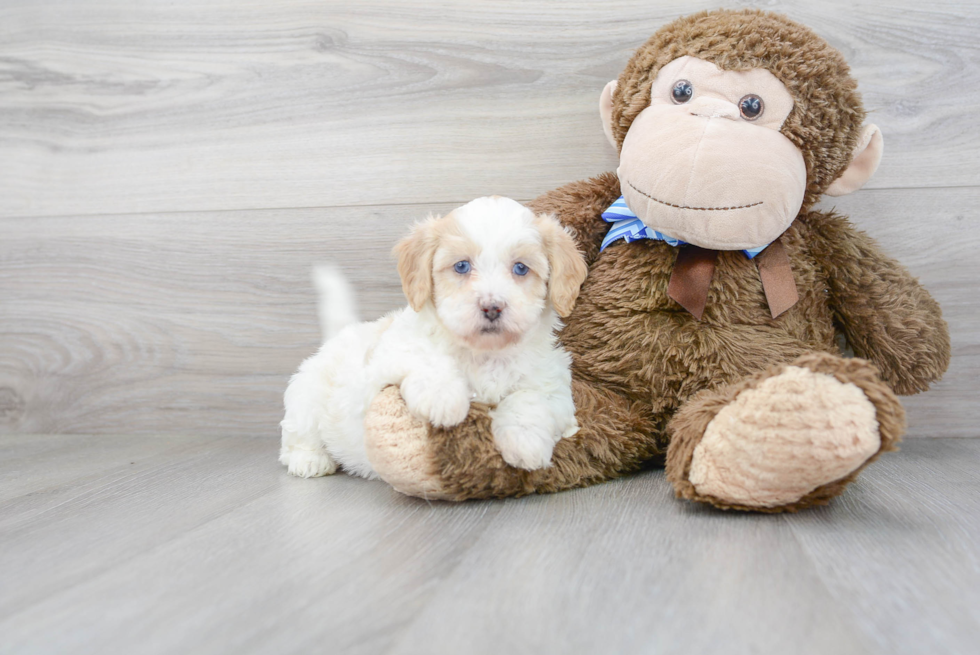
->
[[825, 124, 884, 197], [600, 80, 618, 149]]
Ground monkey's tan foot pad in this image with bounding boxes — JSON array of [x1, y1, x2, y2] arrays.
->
[[667, 353, 905, 512], [364, 386, 453, 500]]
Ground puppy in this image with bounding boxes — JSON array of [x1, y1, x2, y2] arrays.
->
[[279, 196, 588, 479]]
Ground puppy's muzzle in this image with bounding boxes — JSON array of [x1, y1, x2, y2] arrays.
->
[[481, 303, 504, 322]]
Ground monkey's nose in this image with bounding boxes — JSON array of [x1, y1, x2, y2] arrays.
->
[[481, 304, 504, 322], [688, 97, 739, 121]]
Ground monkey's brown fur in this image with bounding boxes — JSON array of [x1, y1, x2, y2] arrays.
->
[[367, 9, 951, 511]]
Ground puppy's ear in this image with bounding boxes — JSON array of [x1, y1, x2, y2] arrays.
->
[[393, 216, 439, 311], [535, 213, 588, 317]]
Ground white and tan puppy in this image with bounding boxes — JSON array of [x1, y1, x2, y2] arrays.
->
[[279, 196, 589, 479]]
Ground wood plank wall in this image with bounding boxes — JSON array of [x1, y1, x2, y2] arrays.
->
[[1, 0, 977, 438]]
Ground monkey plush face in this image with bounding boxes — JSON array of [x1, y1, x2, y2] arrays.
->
[[616, 56, 805, 251], [600, 9, 885, 253]]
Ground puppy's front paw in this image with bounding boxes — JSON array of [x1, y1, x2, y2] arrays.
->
[[280, 447, 337, 478], [400, 373, 471, 428], [491, 421, 557, 470]]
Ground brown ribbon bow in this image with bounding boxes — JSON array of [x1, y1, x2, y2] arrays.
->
[[666, 237, 799, 320]]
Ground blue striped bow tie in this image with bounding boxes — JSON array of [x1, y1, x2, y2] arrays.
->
[[600, 196, 768, 259]]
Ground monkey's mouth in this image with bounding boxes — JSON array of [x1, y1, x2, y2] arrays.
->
[[627, 180, 763, 212]]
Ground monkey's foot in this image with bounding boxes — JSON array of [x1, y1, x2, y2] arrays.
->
[[666, 352, 905, 512], [364, 386, 453, 500]]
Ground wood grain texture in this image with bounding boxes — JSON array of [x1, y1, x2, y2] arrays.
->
[[0, 1, 977, 439], [2, 188, 976, 438], [0, 0, 978, 218], [0, 434, 977, 654], [0, 203, 446, 436]]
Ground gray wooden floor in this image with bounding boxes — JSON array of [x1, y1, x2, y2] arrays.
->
[[1, 435, 978, 655]]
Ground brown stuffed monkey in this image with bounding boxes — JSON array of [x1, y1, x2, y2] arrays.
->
[[361, 9, 951, 512]]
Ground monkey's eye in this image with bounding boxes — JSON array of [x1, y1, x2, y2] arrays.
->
[[739, 94, 764, 120], [671, 80, 694, 104], [454, 261, 471, 274], [513, 262, 529, 276]]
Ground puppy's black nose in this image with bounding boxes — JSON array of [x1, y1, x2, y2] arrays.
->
[[481, 305, 503, 322]]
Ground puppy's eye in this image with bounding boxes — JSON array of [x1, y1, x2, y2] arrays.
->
[[671, 80, 693, 104], [453, 261, 471, 274], [512, 262, 529, 276], [739, 94, 764, 120]]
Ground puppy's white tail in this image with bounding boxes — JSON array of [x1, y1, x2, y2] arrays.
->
[[313, 264, 360, 342]]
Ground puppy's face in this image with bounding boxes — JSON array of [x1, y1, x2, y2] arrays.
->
[[394, 197, 588, 351]]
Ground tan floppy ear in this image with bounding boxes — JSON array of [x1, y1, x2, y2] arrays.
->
[[600, 80, 618, 149], [392, 216, 438, 311], [825, 124, 883, 197], [536, 213, 589, 317]]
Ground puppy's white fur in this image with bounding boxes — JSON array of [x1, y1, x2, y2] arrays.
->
[[279, 196, 588, 478]]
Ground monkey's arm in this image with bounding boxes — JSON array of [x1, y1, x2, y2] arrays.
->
[[365, 375, 662, 500], [806, 211, 951, 395], [527, 172, 621, 265]]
